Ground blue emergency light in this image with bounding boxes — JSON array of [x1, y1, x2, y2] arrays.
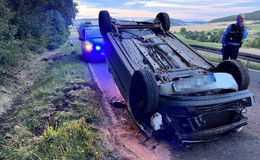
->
[[95, 45, 101, 51]]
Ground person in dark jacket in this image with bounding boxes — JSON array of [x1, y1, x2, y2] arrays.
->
[[222, 14, 248, 60]]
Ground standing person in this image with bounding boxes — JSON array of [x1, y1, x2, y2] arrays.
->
[[221, 14, 248, 61]]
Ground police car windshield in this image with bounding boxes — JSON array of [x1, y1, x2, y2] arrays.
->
[[85, 27, 102, 39]]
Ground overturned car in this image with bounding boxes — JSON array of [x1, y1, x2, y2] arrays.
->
[[98, 11, 256, 142]]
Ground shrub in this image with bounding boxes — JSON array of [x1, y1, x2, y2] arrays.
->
[[0, 0, 78, 83]]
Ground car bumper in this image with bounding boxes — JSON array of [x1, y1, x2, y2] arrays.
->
[[179, 116, 247, 143], [153, 90, 256, 142]]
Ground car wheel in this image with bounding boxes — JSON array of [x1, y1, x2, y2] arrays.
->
[[81, 49, 91, 63], [156, 12, 170, 31], [98, 10, 112, 37], [215, 60, 250, 91], [129, 70, 159, 122], [84, 55, 91, 63]]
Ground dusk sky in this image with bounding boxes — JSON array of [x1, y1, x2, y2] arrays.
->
[[75, 0, 260, 21]]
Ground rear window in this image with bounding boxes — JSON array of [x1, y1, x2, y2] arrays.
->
[[85, 27, 102, 39]]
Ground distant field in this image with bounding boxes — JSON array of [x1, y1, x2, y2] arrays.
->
[[248, 25, 260, 32], [74, 20, 98, 26], [171, 20, 260, 50], [171, 20, 258, 32], [173, 33, 222, 48]]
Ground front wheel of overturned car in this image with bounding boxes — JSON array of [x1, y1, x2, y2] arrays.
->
[[129, 70, 159, 122], [98, 10, 112, 38], [156, 12, 170, 32], [215, 60, 250, 91]]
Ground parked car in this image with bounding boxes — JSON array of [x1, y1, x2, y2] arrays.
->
[[78, 24, 105, 62], [98, 10, 256, 143]]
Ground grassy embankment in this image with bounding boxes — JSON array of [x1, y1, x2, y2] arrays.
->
[[173, 33, 260, 70], [0, 38, 112, 159], [174, 32, 222, 48]]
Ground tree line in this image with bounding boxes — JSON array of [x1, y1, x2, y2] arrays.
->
[[180, 27, 224, 43], [244, 32, 260, 49], [179, 27, 260, 49], [0, 0, 77, 84]]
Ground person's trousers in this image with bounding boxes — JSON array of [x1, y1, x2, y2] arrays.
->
[[222, 45, 240, 61]]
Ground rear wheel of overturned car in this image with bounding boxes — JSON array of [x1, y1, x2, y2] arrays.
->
[[129, 70, 159, 122], [156, 12, 170, 31], [98, 10, 112, 37], [215, 60, 250, 91]]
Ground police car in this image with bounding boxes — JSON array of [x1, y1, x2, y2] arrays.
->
[[78, 24, 105, 62]]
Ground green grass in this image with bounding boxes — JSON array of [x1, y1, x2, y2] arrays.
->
[[174, 32, 260, 70], [69, 25, 80, 38], [0, 40, 107, 159], [174, 33, 222, 48], [173, 24, 260, 47], [202, 55, 222, 63], [70, 31, 79, 38], [247, 24, 260, 32], [242, 61, 260, 70], [32, 119, 101, 159], [202, 55, 260, 70], [247, 25, 260, 39]]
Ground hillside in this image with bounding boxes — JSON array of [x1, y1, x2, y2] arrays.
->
[[210, 10, 260, 23], [74, 18, 207, 26], [145, 18, 187, 26], [74, 18, 98, 26]]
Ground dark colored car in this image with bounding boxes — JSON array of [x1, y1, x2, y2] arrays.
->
[[98, 10, 256, 143], [78, 25, 105, 62]]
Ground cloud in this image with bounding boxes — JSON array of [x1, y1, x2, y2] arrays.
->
[[125, 0, 255, 9], [76, 5, 156, 19], [76, 0, 260, 20]]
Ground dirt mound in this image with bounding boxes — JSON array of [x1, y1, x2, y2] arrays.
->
[[41, 53, 68, 62]]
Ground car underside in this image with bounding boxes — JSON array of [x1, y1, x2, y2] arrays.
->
[[98, 10, 256, 142]]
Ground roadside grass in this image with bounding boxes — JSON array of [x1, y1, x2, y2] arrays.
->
[[247, 24, 260, 32], [246, 62, 260, 70], [202, 55, 222, 63], [201, 55, 260, 70], [173, 32, 260, 70], [70, 30, 79, 38], [69, 25, 80, 39], [0, 40, 108, 159], [173, 33, 222, 48]]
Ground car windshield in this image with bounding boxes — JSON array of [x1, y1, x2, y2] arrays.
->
[[85, 27, 102, 39]]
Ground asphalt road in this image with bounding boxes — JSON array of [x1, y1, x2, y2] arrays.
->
[[179, 69, 260, 160], [249, 70, 260, 105], [88, 61, 260, 160]]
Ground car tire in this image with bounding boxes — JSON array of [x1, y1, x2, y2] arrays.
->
[[98, 10, 112, 37], [156, 12, 170, 31], [83, 54, 91, 63], [215, 60, 250, 91], [84, 55, 91, 63], [129, 70, 159, 122]]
